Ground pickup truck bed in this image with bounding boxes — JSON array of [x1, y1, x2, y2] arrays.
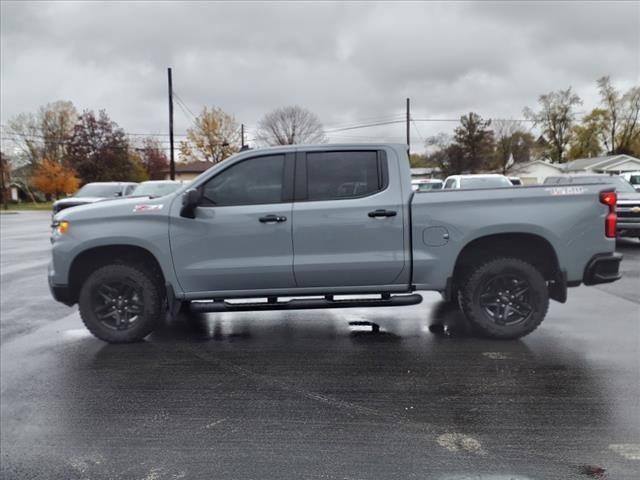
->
[[49, 144, 622, 343]]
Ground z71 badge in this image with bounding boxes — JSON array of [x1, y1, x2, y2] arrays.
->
[[133, 204, 163, 213]]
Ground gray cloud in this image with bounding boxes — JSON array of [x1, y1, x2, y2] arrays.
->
[[1, 1, 638, 150]]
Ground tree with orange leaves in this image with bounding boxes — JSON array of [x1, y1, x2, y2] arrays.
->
[[31, 158, 79, 199]]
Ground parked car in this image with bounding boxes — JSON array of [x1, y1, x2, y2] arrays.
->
[[52, 182, 138, 216], [411, 179, 441, 191], [49, 144, 621, 343], [130, 180, 183, 198], [416, 179, 443, 192], [509, 176, 523, 186], [544, 174, 640, 239], [442, 174, 513, 189], [620, 171, 640, 192]]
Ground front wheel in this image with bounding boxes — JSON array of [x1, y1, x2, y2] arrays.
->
[[79, 264, 164, 343], [460, 257, 549, 339]]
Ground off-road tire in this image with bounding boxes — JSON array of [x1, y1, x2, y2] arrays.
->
[[79, 264, 163, 343], [460, 257, 549, 339]]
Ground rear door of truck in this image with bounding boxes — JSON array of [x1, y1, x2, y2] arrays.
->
[[291, 148, 407, 288]]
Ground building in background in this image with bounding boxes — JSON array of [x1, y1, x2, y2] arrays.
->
[[562, 155, 640, 175], [508, 155, 640, 185], [163, 161, 211, 182], [508, 160, 565, 185]]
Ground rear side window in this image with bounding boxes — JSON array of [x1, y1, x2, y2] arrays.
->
[[201, 155, 285, 206], [306, 151, 383, 201]]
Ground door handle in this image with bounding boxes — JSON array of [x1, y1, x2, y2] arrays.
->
[[368, 209, 397, 218], [259, 214, 287, 223]]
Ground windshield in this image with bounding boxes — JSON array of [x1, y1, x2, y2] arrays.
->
[[131, 182, 181, 197], [460, 177, 512, 189], [74, 184, 122, 198], [607, 176, 637, 193]]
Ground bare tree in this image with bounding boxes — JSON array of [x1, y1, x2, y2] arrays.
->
[[6, 100, 77, 168], [492, 119, 523, 174], [524, 88, 582, 163], [256, 106, 327, 146], [597, 76, 640, 154], [425, 133, 462, 177]]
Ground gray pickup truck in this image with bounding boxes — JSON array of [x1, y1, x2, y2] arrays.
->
[[49, 144, 622, 343]]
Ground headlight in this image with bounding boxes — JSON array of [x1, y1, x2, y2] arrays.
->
[[51, 220, 69, 235]]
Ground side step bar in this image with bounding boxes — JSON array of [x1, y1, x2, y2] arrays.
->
[[190, 293, 423, 313]]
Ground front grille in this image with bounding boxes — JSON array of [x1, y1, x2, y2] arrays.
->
[[617, 202, 640, 220]]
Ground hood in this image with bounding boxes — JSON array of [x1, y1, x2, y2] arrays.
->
[[54, 194, 173, 222], [53, 196, 106, 207], [618, 192, 640, 202]]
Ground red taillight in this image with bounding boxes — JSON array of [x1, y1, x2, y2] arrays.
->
[[600, 191, 617, 207], [600, 190, 617, 238], [606, 213, 617, 238]]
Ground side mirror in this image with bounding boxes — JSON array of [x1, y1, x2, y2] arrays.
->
[[114, 192, 122, 197], [180, 188, 201, 218]]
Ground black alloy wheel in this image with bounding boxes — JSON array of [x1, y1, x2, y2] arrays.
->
[[460, 257, 549, 339], [478, 274, 533, 327], [79, 264, 163, 343], [91, 280, 144, 331]]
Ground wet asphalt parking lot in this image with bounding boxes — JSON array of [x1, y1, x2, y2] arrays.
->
[[1, 211, 639, 480]]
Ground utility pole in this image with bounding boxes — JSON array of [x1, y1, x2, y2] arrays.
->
[[167, 67, 175, 180], [241, 123, 245, 149], [406, 97, 410, 156]]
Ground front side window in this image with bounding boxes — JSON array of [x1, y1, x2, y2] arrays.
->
[[306, 151, 382, 201], [444, 179, 456, 189], [201, 155, 285, 206]]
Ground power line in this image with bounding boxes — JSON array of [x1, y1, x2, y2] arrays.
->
[[411, 118, 426, 144], [325, 119, 406, 133], [172, 91, 199, 123], [322, 114, 405, 131]]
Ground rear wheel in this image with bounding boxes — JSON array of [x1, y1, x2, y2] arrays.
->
[[79, 264, 163, 343], [460, 257, 549, 339]]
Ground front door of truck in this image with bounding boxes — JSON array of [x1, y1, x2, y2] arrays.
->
[[169, 153, 296, 294], [291, 149, 407, 288]]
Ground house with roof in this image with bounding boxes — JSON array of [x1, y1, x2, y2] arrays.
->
[[508, 154, 640, 185], [562, 154, 640, 175], [162, 161, 213, 181], [508, 160, 565, 185]]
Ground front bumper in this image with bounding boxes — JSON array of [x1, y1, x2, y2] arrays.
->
[[48, 262, 75, 306], [583, 253, 623, 286], [617, 221, 640, 238]]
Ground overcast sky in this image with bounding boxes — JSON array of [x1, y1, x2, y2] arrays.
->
[[1, 0, 639, 153]]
